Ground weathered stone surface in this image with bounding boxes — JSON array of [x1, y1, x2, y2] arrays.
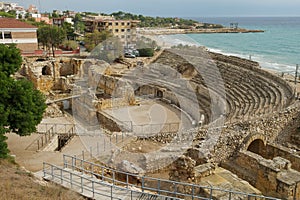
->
[[169, 155, 196, 182], [118, 160, 145, 175]]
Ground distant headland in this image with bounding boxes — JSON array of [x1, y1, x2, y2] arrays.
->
[[138, 27, 264, 35]]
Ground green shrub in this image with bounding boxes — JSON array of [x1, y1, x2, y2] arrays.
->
[[62, 40, 79, 50], [137, 48, 154, 57]]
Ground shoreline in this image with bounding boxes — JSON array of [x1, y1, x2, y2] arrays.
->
[[138, 27, 264, 35], [146, 33, 296, 76]]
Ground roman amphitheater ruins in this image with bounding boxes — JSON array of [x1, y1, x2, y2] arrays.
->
[[8, 38, 300, 199]]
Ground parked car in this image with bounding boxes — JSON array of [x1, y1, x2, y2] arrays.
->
[[124, 52, 136, 58], [132, 50, 140, 57]]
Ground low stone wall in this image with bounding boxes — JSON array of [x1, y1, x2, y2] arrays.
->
[[140, 132, 178, 143], [225, 151, 300, 199], [95, 98, 133, 110], [265, 143, 300, 172], [97, 112, 122, 132]]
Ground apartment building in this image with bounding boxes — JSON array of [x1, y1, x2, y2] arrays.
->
[[0, 18, 38, 53], [52, 17, 74, 26], [27, 4, 38, 14], [84, 15, 139, 46]]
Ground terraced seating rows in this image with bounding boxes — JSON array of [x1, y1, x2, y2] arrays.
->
[[154, 49, 294, 124]]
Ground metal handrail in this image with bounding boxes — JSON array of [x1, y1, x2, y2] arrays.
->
[[25, 126, 55, 150], [26, 123, 77, 151], [43, 162, 183, 200], [63, 154, 280, 200]]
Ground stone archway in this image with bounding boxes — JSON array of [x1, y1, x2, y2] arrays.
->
[[243, 134, 267, 158], [247, 139, 265, 155], [42, 65, 52, 76], [156, 90, 163, 98]]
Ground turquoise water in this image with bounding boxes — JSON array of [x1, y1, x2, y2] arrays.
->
[[164, 17, 300, 73]]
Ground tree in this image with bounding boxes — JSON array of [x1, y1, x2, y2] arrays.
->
[[137, 48, 154, 57], [62, 22, 75, 40], [74, 13, 85, 34], [84, 30, 112, 52], [37, 25, 66, 57], [62, 40, 79, 50], [25, 12, 30, 19], [51, 12, 59, 18], [0, 11, 15, 18], [0, 44, 46, 158]]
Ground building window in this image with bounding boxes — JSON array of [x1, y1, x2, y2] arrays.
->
[[115, 29, 119, 32], [127, 22, 130, 26], [115, 22, 118, 26], [121, 29, 125, 32], [108, 22, 112, 26], [121, 22, 125, 26], [127, 29, 131, 32], [4, 32, 12, 39]]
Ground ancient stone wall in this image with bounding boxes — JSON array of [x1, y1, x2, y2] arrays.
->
[[97, 112, 122, 132], [93, 75, 136, 109], [265, 143, 300, 172], [20, 57, 86, 93], [225, 151, 300, 199], [95, 98, 130, 110], [143, 102, 300, 165], [134, 85, 156, 98], [169, 155, 196, 182], [201, 103, 300, 164], [136, 84, 201, 123], [72, 93, 99, 128]]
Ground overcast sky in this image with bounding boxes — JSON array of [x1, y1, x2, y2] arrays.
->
[[8, 0, 300, 17]]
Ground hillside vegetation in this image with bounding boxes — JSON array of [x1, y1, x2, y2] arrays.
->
[[0, 158, 87, 200]]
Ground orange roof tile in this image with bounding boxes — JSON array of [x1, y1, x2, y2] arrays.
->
[[0, 18, 37, 29]]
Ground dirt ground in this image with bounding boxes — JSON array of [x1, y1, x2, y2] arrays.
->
[[103, 99, 192, 130], [6, 117, 87, 172], [6, 97, 192, 173], [0, 159, 86, 200]]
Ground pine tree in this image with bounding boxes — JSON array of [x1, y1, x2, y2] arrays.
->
[[0, 44, 46, 158]]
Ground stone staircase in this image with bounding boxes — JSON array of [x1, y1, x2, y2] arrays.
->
[[42, 135, 59, 151]]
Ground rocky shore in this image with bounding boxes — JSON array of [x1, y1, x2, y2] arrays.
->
[[138, 27, 264, 35]]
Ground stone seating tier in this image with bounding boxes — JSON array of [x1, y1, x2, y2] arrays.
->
[[154, 50, 294, 124]]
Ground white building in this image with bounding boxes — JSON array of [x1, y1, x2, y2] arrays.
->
[[0, 18, 38, 53]]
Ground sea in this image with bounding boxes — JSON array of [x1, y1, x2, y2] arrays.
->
[[160, 17, 300, 74]]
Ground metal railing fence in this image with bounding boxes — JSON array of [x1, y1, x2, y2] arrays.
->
[[62, 154, 280, 200]]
